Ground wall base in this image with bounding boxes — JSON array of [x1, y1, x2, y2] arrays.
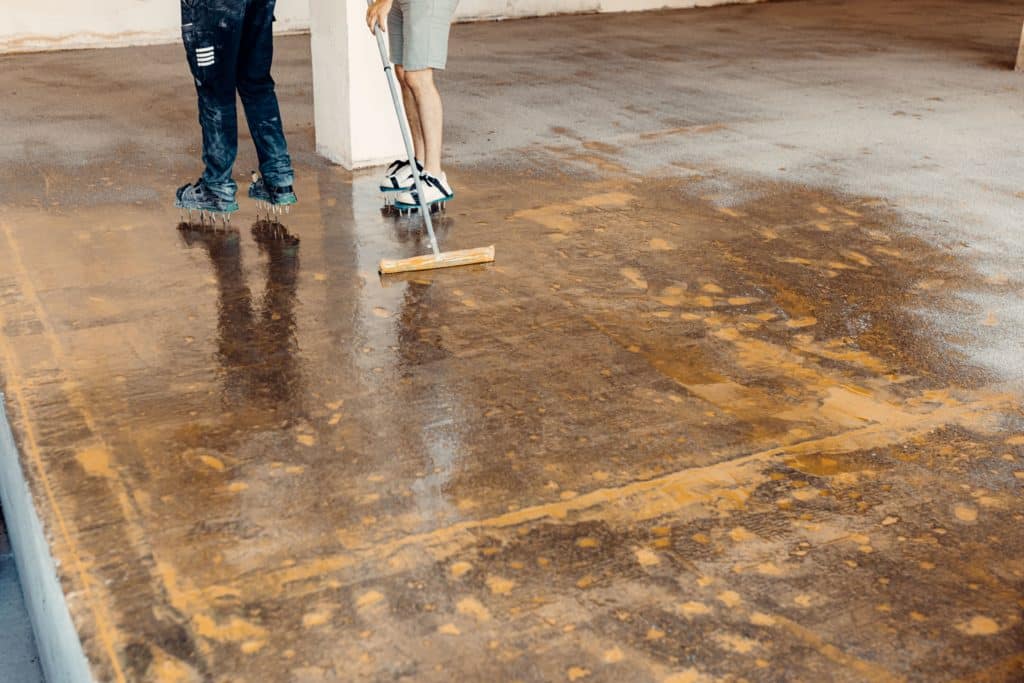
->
[[0, 23, 309, 55], [316, 146, 400, 171]]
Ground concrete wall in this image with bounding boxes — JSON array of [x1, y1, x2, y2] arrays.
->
[[1, 0, 312, 54], [456, 0, 758, 21], [1, 0, 759, 54]]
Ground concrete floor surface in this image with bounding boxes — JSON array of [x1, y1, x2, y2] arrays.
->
[[0, 0, 1022, 681]]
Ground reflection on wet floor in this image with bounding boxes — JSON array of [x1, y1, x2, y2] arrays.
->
[[177, 221, 302, 411]]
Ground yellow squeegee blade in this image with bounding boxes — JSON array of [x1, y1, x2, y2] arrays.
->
[[379, 245, 495, 274]]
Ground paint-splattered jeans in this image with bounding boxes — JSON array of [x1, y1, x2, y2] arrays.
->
[[181, 0, 294, 200]]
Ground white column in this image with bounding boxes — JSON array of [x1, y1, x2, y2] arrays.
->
[[309, 0, 405, 170], [1016, 20, 1024, 72]]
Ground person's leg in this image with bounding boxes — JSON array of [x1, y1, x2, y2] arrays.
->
[[237, 0, 294, 189], [400, 68, 443, 177], [180, 0, 245, 200], [394, 65, 425, 163], [394, 0, 457, 179], [379, 4, 423, 193], [392, 69, 453, 209], [389, 0, 457, 208]]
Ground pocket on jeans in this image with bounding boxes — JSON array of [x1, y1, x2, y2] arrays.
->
[[182, 24, 218, 86], [180, 0, 202, 24]]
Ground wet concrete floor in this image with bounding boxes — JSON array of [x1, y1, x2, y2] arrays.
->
[[0, 0, 1023, 681]]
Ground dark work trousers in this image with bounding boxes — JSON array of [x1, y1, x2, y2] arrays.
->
[[181, 0, 294, 200]]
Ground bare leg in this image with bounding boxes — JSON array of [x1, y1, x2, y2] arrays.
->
[[401, 68, 444, 177], [395, 65, 424, 162]]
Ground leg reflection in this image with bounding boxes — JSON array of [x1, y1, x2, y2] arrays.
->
[[178, 222, 302, 413]]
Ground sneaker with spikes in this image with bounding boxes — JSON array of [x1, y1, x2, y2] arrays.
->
[[248, 172, 297, 215], [380, 159, 422, 193], [175, 179, 240, 217], [394, 172, 454, 210]]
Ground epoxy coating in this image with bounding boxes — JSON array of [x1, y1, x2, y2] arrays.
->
[[1, 1, 1023, 681]]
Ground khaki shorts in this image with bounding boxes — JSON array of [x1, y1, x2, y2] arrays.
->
[[387, 0, 458, 71]]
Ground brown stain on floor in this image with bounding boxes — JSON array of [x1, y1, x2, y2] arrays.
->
[[638, 123, 730, 140]]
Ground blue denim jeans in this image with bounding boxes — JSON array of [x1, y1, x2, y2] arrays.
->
[[181, 0, 294, 200]]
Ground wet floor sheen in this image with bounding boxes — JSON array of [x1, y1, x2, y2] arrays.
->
[[2, 4, 1024, 682]]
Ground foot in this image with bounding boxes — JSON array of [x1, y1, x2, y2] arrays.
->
[[248, 172, 297, 214], [380, 159, 422, 193], [394, 172, 454, 210], [175, 179, 239, 215]]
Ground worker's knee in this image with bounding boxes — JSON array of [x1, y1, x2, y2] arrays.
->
[[402, 68, 434, 93], [395, 65, 407, 86], [237, 76, 274, 100]]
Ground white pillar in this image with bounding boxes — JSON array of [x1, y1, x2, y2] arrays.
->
[[1016, 20, 1024, 72], [309, 0, 405, 169]]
